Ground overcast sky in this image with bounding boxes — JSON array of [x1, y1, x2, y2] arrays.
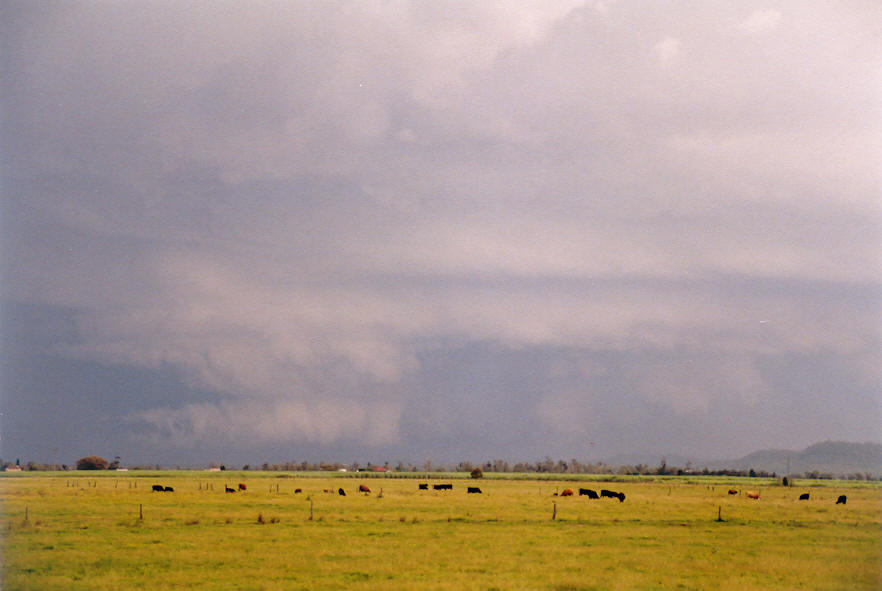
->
[[2, 1, 880, 467]]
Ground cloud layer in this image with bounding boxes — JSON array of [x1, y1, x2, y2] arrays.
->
[[2, 1, 879, 462]]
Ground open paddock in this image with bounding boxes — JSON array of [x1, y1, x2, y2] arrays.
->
[[2, 472, 880, 590]]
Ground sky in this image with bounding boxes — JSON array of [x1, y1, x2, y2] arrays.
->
[[1, 1, 880, 467]]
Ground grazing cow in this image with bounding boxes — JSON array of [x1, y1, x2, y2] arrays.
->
[[560, 489, 574, 497], [163, 486, 174, 493], [728, 489, 738, 495], [238, 483, 247, 491], [600, 489, 625, 502], [152, 484, 165, 492], [338, 488, 346, 496], [467, 487, 482, 494], [418, 483, 428, 490], [225, 486, 236, 493], [294, 488, 302, 494], [578, 488, 599, 499], [359, 485, 371, 493], [799, 493, 809, 501], [433, 484, 453, 491], [836, 495, 847, 505], [745, 491, 760, 500]]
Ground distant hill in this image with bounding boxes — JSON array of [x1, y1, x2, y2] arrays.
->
[[712, 441, 882, 477], [601, 441, 882, 477]]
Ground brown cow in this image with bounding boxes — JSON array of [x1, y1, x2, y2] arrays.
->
[[745, 491, 760, 500], [358, 484, 371, 493], [238, 483, 247, 491], [560, 489, 574, 497]]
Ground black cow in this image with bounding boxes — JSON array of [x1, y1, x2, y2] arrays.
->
[[467, 487, 482, 494], [418, 483, 428, 490], [836, 495, 847, 505], [728, 489, 739, 495], [798, 493, 809, 501], [338, 488, 346, 496], [152, 484, 165, 492], [163, 486, 174, 492], [579, 488, 599, 499], [294, 488, 302, 494], [433, 484, 453, 491], [601, 489, 625, 502], [225, 486, 236, 493]]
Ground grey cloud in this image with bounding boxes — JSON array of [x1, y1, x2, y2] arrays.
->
[[2, 1, 879, 461]]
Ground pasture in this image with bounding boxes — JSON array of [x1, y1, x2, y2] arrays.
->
[[2, 472, 880, 590]]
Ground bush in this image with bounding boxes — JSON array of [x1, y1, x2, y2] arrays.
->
[[76, 456, 109, 470], [470, 467, 483, 479]]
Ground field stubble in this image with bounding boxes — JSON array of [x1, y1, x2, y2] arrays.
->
[[1, 473, 880, 590]]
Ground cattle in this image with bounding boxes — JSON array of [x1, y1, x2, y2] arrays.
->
[[433, 484, 453, 491], [163, 486, 174, 493], [294, 488, 302, 494], [467, 487, 482, 494], [798, 493, 809, 501], [745, 491, 760, 500], [152, 484, 165, 492], [560, 489, 574, 497], [836, 495, 847, 505], [418, 483, 428, 490], [238, 483, 247, 491], [338, 488, 346, 496], [600, 489, 625, 502], [359, 484, 371, 493], [728, 489, 738, 495], [225, 486, 236, 493], [578, 488, 599, 499]]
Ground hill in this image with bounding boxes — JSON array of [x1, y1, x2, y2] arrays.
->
[[715, 441, 882, 477], [601, 441, 882, 478]]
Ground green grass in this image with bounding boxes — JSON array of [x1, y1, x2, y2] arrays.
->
[[2, 472, 880, 590]]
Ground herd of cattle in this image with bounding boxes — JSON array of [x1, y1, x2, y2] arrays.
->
[[149, 482, 848, 505], [724, 488, 847, 504]]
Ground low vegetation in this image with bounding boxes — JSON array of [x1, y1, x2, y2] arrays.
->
[[1, 472, 880, 590]]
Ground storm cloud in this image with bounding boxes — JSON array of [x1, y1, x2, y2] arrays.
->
[[2, 1, 879, 465]]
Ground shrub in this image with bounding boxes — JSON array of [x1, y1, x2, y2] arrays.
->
[[470, 467, 484, 479]]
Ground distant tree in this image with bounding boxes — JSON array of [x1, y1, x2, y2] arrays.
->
[[470, 467, 483, 479], [76, 456, 109, 470]]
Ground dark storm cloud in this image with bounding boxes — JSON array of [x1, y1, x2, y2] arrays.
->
[[1, 1, 879, 463]]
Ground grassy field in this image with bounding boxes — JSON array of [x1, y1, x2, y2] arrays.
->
[[2, 472, 880, 590]]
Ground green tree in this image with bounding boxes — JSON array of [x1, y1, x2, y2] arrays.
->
[[76, 456, 109, 470]]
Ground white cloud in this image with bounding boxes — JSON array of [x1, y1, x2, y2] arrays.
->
[[739, 9, 782, 34], [652, 36, 682, 68]]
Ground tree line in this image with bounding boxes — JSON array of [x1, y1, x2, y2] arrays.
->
[[2, 455, 878, 481]]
